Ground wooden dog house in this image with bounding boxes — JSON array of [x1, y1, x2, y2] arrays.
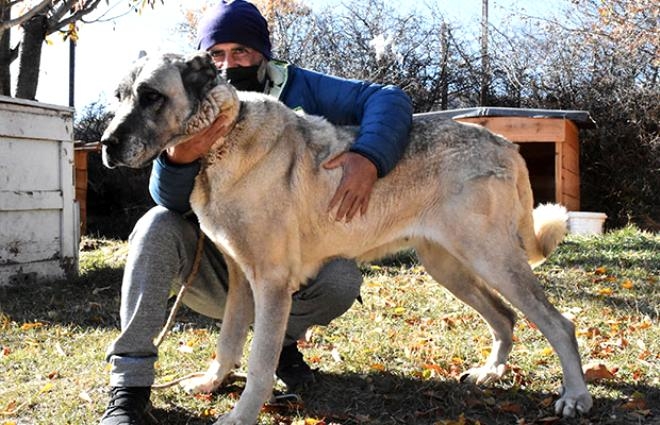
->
[[0, 96, 78, 285], [417, 107, 595, 211]]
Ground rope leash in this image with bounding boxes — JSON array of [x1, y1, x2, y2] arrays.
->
[[152, 229, 206, 391], [154, 230, 206, 348]]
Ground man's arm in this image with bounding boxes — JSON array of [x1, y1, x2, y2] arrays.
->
[[149, 154, 201, 213], [149, 109, 233, 213], [282, 67, 413, 221], [323, 152, 378, 221]]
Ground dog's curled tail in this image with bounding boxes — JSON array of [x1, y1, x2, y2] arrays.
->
[[528, 203, 568, 268]]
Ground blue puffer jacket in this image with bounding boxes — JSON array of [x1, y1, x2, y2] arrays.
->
[[150, 61, 413, 213]]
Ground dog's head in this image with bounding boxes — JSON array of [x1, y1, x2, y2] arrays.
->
[[101, 52, 239, 168]]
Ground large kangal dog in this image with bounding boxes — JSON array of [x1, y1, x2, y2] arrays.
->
[[101, 52, 592, 425]]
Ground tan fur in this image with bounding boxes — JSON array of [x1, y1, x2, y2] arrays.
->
[[101, 52, 592, 425]]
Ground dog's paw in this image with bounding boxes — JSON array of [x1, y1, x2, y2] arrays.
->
[[459, 363, 507, 385], [554, 386, 593, 417], [180, 373, 223, 394], [180, 360, 228, 394], [212, 412, 253, 425]]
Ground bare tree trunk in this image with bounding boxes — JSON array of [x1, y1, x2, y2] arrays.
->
[[0, 0, 14, 96], [15, 13, 47, 100], [439, 21, 449, 110], [480, 0, 490, 106]]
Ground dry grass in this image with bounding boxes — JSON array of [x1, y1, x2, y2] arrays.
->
[[1, 226, 658, 424]]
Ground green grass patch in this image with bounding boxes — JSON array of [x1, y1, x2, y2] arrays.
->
[[1, 228, 658, 424]]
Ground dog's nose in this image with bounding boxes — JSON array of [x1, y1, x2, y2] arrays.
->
[[100, 134, 119, 146]]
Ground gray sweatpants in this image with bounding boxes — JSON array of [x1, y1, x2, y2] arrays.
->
[[106, 206, 363, 387]]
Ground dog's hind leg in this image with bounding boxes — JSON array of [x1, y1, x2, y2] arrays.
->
[[415, 240, 516, 385], [450, 230, 592, 417]]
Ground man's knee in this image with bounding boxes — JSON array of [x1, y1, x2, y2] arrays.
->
[[130, 206, 194, 245], [309, 258, 363, 307]]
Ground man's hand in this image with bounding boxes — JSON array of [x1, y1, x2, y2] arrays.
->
[[323, 152, 378, 222], [166, 115, 232, 164]]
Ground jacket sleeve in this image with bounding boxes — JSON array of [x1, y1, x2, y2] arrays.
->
[[148, 152, 201, 213], [282, 67, 413, 177]]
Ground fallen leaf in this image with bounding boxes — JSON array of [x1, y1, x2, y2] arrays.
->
[[307, 355, 322, 364], [39, 382, 54, 394], [594, 266, 607, 274], [296, 418, 326, 425], [440, 316, 456, 329], [524, 319, 538, 330], [21, 322, 44, 331], [422, 363, 446, 375], [621, 280, 634, 289], [449, 362, 462, 377], [597, 287, 614, 296], [79, 390, 93, 404], [583, 363, 616, 382], [538, 396, 554, 408], [632, 368, 645, 381], [537, 347, 554, 357], [536, 416, 561, 424], [635, 320, 652, 330], [370, 363, 385, 371], [437, 413, 467, 425], [621, 398, 647, 411], [201, 407, 219, 418], [577, 326, 601, 338], [498, 401, 523, 414], [194, 393, 213, 402], [2, 400, 18, 414]]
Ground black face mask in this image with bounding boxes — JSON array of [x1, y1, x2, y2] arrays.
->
[[222, 65, 266, 92]]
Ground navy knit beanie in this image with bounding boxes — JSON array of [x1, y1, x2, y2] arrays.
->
[[197, 0, 272, 60]]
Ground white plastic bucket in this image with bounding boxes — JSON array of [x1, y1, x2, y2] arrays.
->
[[568, 212, 607, 235]]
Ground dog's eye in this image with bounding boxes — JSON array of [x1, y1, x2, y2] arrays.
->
[[138, 88, 164, 108], [114, 88, 123, 101]]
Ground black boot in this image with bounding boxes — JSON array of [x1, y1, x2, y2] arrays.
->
[[276, 343, 316, 391], [99, 386, 155, 425]]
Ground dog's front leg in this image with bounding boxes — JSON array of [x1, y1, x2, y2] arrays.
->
[[214, 278, 292, 425], [182, 260, 254, 394]]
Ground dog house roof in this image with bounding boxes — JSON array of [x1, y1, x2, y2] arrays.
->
[[417, 107, 596, 129]]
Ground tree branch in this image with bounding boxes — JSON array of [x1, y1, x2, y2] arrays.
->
[[47, 0, 103, 35], [48, 0, 77, 23], [0, 0, 52, 32]]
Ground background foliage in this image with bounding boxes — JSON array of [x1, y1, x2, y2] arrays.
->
[[72, 0, 658, 238]]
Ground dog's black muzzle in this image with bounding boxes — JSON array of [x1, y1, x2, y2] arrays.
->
[[99, 131, 124, 168]]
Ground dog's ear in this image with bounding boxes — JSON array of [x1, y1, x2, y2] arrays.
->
[[180, 51, 218, 101]]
